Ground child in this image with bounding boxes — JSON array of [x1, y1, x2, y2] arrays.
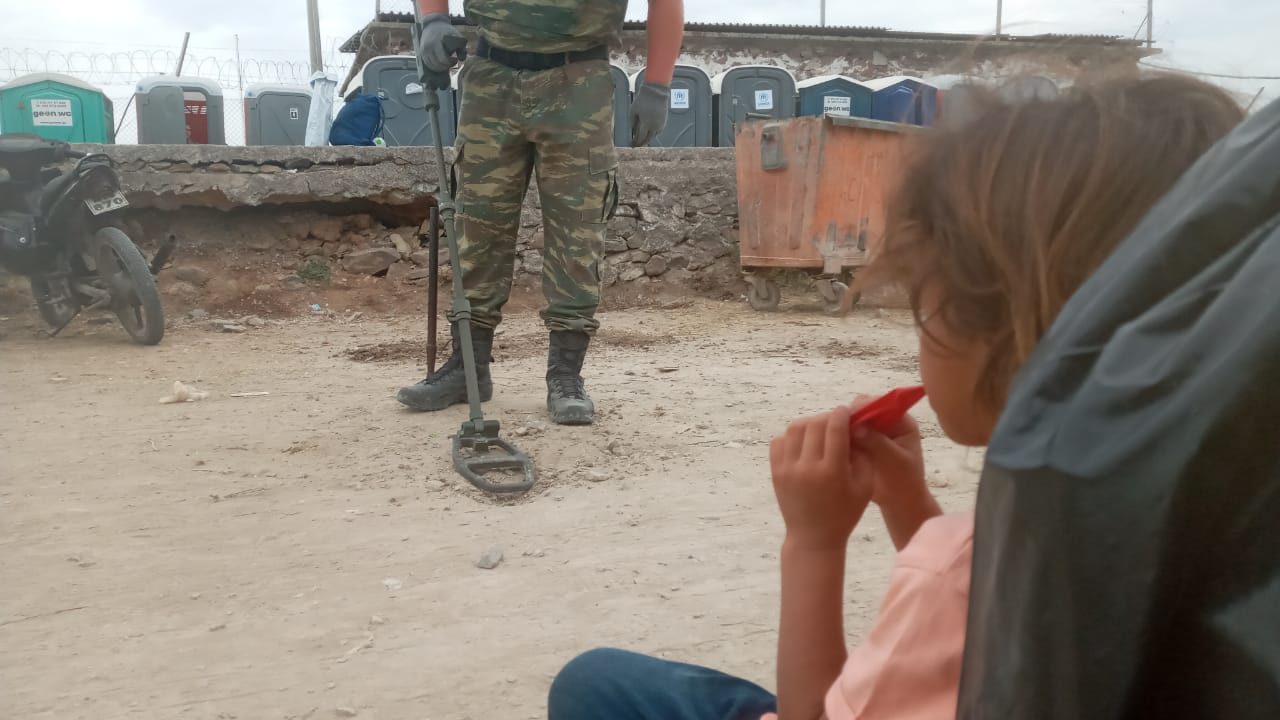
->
[[546, 73, 1243, 720]]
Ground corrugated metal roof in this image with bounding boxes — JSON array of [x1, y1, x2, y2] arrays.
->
[[341, 14, 1138, 53]]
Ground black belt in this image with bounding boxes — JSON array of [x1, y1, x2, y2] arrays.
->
[[475, 37, 608, 71]]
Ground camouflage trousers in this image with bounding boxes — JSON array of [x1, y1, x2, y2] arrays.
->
[[448, 55, 619, 334]]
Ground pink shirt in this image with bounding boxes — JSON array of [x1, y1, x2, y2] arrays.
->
[[824, 511, 974, 720]]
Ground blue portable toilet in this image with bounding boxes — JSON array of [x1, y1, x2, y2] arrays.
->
[[630, 65, 712, 147], [361, 55, 456, 146], [609, 64, 631, 147], [865, 76, 938, 126], [795, 75, 873, 119], [711, 65, 797, 147]]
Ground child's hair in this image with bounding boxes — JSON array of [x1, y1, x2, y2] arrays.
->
[[860, 72, 1243, 407]]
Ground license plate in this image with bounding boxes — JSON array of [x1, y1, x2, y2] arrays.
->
[[85, 191, 129, 216]]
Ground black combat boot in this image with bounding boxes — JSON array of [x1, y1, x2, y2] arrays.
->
[[397, 321, 494, 411], [546, 330, 594, 426]]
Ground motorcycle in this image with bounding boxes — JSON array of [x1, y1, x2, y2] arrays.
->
[[0, 133, 168, 345]]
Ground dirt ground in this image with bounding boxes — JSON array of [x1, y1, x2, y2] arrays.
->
[[0, 295, 980, 720]]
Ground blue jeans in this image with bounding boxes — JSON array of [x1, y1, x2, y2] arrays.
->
[[548, 647, 778, 720]]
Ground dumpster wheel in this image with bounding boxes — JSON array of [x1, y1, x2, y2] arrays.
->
[[747, 275, 781, 311], [818, 279, 856, 314]]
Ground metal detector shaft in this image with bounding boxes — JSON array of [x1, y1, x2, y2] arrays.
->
[[426, 205, 439, 373]]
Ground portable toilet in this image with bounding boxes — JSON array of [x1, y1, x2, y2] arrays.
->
[[135, 76, 225, 145], [711, 65, 796, 147], [608, 64, 631, 147], [244, 84, 311, 146], [0, 73, 115, 143], [998, 75, 1059, 102], [629, 65, 712, 147], [796, 75, 873, 119], [361, 55, 456, 147], [865, 76, 938, 126]]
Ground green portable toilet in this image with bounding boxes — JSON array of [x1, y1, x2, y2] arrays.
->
[[0, 72, 115, 143]]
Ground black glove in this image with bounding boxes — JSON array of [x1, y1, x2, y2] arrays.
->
[[630, 82, 670, 147], [414, 13, 467, 91]]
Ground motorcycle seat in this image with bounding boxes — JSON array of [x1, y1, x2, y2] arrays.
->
[[0, 134, 62, 182]]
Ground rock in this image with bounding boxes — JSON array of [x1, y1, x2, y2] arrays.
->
[[283, 276, 307, 290], [408, 249, 432, 267], [381, 577, 403, 591], [284, 158, 314, 171], [475, 545, 504, 570], [644, 256, 669, 277], [529, 230, 545, 250], [169, 162, 194, 173], [344, 214, 375, 231], [666, 249, 689, 269], [389, 233, 413, 258], [522, 250, 544, 275], [310, 218, 344, 243], [173, 265, 211, 286], [188, 308, 209, 321], [258, 163, 282, 173], [585, 469, 609, 483], [619, 265, 645, 283], [341, 248, 400, 275], [243, 232, 276, 253], [335, 707, 358, 717], [601, 263, 619, 287], [206, 162, 232, 173], [166, 281, 201, 300], [244, 316, 266, 328], [425, 479, 446, 491], [406, 268, 433, 282], [369, 615, 387, 626], [220, 323, 247, 333], [604, 238, 628, 254], [385, 262, 413, 282]]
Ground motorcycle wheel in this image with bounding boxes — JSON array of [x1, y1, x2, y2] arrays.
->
[[28, 276, 79, 329], [95, 226, 165, 346]]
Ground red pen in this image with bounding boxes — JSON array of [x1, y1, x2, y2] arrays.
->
[[849, 385, 926, 437]]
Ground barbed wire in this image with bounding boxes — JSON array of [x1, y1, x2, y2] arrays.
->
[[0, 48, 351, 88]]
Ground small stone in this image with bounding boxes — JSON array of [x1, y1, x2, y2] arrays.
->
[[369, 615, 387, 626], [188, 309, 209, 321], [310, 218, 344, 243], [406, 268, 432, 282], [221, 324, 247, 333], [408, 249, 432, 267], [341, 248, 400, 276], [475, 545, 504, 570], [334, 707, 358, 717], [385, 262, 413, 282], [529, 230, 545, 250], [381, 577, 402, 591], [209, 622, 227, 632], [206, 162, 232, 173], [644, 256, 669, 277], [388, 233, 413, 258], [259, 164, 282, 174], [284, 158, 314, 171], [586, 469, 609, 483], [174, 266, 211, 287], [619, 266, 645, 283], [190, 592, 202, 600], [606, 439, 626, 456], [244, 316, 266, 328], [169, 162, 194, 173]]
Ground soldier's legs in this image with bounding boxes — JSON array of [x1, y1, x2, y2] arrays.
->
[[452, 57, 536, 330], [397, 58, 532, 412], [525, 60, 618, 424]]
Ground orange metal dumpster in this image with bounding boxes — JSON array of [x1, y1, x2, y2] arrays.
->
[[735, 114, 922, 311]]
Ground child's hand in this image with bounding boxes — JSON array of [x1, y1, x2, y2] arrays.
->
[[769, 406, 873, 551], [848, 399, 927, 508], [848, 397, 941, 550]]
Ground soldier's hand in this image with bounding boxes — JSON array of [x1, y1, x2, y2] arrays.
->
[[415, 13, 467, 74], [630, 82, 670, 147]]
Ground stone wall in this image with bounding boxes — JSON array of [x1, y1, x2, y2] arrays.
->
[[92, 144, 743, 299]]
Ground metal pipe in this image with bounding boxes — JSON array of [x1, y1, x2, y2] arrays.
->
[[1146, 0, 1153, 47], [996, 0, 1003, 39], [307, 0, 324, 74], [820, 0, 825, 27], [174, 32, 190, 76]]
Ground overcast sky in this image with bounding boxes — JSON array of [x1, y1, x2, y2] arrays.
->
[[1, 0, 1275, 103]]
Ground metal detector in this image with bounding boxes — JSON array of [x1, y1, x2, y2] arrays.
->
[[412, 11, 536, 494]]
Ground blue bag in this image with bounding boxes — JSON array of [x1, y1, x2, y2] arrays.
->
[[329, 93, 384, 146]]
